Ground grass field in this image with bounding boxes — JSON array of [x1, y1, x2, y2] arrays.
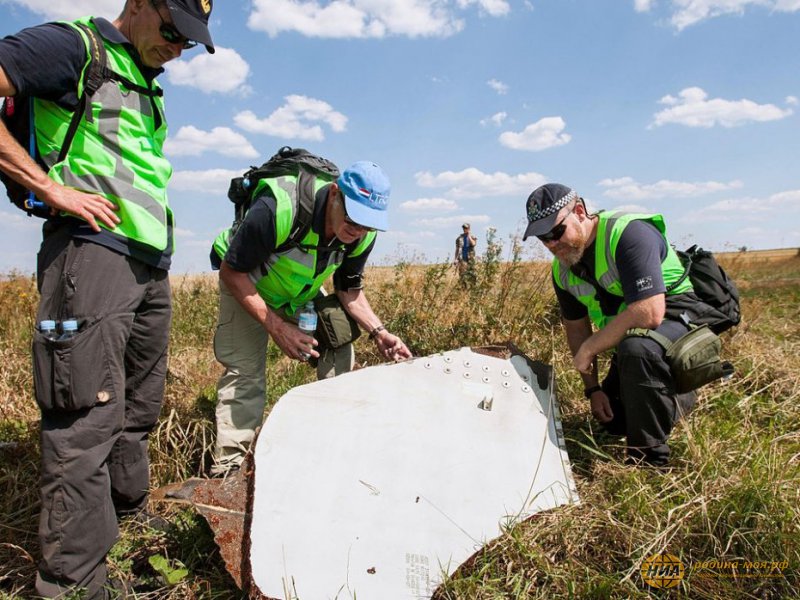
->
[[1, 245, 798, 599]]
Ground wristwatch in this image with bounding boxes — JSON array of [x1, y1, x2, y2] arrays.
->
[[583, 385, 602, 399]]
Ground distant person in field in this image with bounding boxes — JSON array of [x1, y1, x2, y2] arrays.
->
[[454, 222, 477, 284], [523, 183, 718, 466], [0, 0, 215, 597], [209, 158, 412, 476]]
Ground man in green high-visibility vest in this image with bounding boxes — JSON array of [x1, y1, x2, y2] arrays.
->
[[210, 160, 412, 476], [523, 183, 712, 466], [0, 1, 214, 597]]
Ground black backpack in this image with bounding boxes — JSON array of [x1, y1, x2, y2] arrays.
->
[[1, 22, 111, 218], [227, 146, 340, 249], [667, 245, 741, 334]]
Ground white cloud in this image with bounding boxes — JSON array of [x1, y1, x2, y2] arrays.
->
[[0, 0, 120, 20], [480, 111, 508, 127], [499, 116, 571, 151], [400, 198, 459, 212], [665, 0, 800, 30], [0, 208, 45, 230], [458, 0, 511, 16], [412, 214, 491, 228], [170, 169, 242, 195], [165, 126, 259, 159], [598, 176, 744, 200], [247, 0, 467, 39], [634, 0, 655, 11], [610, 203, 651, 213], [787, 96, 799, 106], [174, 227, 197, 238], [382, 230, 438, 240], [487, 78, 509, 95], [651, 87, 793, 128], [166, 47, 251, 95], [234, 95, 347, 141], [415, 167, 547, 198], [679, 189, 800, 223]]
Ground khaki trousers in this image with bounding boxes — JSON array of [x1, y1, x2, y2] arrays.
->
[[212, 281, 353, 473]]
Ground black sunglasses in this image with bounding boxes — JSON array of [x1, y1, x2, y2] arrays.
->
[[340, 194, 376, 233], [152, 1, 197, 49], [537, 208, 575, 242]]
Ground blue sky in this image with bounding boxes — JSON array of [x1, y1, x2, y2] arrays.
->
[[1, 0, 799, 273]]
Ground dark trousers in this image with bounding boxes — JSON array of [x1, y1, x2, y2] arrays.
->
[[32, 226, 171, 599], [600, 319, 697, 465]]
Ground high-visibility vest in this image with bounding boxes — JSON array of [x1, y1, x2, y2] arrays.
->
[[33, 17, 172, 251], [552, 211, 692, 329], [213, 176, 376, 316]]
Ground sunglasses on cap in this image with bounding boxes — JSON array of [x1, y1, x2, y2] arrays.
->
[[151, 1, 198, 49], [537, 207, 575, 243], [340, 193, 376, 233]]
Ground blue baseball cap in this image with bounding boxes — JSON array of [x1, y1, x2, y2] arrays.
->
[[337, 161, 391, 232]]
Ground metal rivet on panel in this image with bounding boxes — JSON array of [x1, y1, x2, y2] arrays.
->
[[424, 362, 432, 369], [521, 375, 529, 382], [502, 381, 510, 388], [522, 385, 531, 393], [463, 360, 471, 368], [444, 356, 453, 363], [444, 367, 452, 374], [482, 365, 490, 372], [482, 376, 490, 383], [501, 369, 510, 377], [463, 372, 471, 379]]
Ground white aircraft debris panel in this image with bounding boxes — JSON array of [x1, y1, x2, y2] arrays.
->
[[250, 346, 579, 599]]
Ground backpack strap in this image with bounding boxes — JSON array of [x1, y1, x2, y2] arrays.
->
[[625, 327, 675, 352], [275, 169, 321, 252], [665, 245, 695, 293], [56, 22, 109, 163]]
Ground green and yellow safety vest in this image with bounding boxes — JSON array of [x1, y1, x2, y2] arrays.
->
[[33, 17, 172, 251], [213, 176, 376, 316], [553, 211, 692, 329]]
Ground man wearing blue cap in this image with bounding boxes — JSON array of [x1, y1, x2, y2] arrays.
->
[[210, 159, 412, 475]]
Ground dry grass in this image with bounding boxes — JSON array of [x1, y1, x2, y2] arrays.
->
[[1, 247, 798, 599]]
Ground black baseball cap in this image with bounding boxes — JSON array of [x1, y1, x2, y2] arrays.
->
[[523, 183, 578, 240], [165, 0, 215, 53]]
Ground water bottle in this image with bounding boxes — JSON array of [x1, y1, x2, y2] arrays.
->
[[59, 319, 78, 341], [297, 302, 317, 360], [39, 320, 58, 341]]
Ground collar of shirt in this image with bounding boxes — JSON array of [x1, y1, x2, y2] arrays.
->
[[92, 17, 164, 80]]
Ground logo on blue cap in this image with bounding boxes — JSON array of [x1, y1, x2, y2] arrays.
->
[[337, 161, 391, 232]]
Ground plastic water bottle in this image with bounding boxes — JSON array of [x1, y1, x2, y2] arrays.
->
[[39, 320, 58, 341], [59, 319, 78, 341], [297, 302, 317, 360]]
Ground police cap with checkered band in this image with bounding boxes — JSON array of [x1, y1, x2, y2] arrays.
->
[[523, 183, 578, 240]]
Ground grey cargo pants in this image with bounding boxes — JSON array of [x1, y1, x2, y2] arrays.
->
[[32, 225, 171, 599]]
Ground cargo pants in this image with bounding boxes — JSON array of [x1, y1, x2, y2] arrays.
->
[[212, 280, 354, 475], [32, 225, 171, 599], [600, 318, 697, 465]]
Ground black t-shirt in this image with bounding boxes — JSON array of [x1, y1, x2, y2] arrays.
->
[[211, 185, 374, 291], [555, 219, 668, 320], [0, 19, 172, 270]]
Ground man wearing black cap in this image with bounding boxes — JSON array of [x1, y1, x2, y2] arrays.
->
[[523, 183, 706, 466], [0, 1, 214, 597]]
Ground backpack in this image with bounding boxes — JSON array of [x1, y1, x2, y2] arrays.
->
[[1, 22, 110, 218], [227, 146, 340, 250], [667, 245, 741, 334]]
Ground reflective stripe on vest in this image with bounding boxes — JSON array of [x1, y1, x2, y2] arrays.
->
[[213, 176, 375, 316], [553, 211, 693, 329], [33, 18, 172, 251]]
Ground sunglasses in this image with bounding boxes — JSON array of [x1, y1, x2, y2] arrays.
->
[[537, 208, 574, 242], [341, 194, 376, 233], [152, 1, 197, 49]]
